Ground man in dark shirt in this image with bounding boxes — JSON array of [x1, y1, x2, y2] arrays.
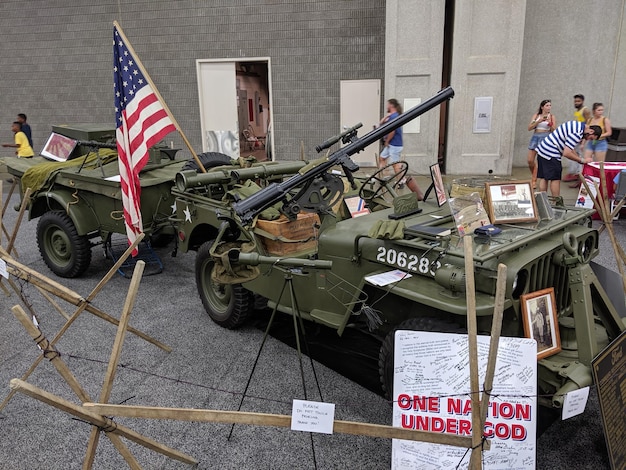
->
[[17, 113, 33, 148]]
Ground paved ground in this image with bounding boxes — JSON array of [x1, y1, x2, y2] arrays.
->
[[0, 164, 623, 469]]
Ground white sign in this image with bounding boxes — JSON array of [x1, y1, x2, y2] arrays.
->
[[392, 331, 537, 470], [562, 386, 590, 420], [0, 259, 8, 279], [291, 399, 335, 435], [473, 96, 493, 133], [403, 98, 422, 134]]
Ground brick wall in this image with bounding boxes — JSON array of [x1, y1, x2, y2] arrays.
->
[[0, 0, 385, 160]]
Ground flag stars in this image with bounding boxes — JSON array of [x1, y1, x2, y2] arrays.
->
[[123, 65, 128, 72]]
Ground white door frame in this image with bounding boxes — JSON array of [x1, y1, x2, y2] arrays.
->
[[196, 57, 274, 158]]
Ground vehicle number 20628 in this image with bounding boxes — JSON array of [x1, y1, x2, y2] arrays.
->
[[376, 247, 441, 276]]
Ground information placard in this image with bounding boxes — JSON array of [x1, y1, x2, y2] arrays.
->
[[291, 399, 335, 435], [592, 330, 626, 470], [392, 331, 537, 469]]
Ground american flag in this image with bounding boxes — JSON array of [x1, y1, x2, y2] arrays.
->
[[113, 24, 176, 254]]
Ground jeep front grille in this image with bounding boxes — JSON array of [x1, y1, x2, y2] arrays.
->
[[526, 251, 571, 313]]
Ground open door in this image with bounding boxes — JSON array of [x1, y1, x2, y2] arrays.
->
[[197, 58, 272, 161]]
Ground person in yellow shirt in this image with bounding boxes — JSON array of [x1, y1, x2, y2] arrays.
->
[[2, 121, 34, 157]]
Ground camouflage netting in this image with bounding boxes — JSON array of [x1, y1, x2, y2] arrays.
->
[[211, 241, 260, 284]]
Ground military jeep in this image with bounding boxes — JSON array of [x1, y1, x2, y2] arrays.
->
[[170, 88, 624, 406]]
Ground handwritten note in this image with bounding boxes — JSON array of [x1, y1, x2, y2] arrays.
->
[[392, 331, 537, 470], [0, 259, 8, 279], [291, 399, 335, 434], [562, 387, 589, 420]]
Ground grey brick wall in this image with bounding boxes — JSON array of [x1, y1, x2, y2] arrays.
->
[[0, 1, 385, 160]]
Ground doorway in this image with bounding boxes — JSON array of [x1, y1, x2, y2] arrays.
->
[[196, 58, 272, 161]]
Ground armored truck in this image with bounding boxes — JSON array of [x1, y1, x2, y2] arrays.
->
[[171, 87, 624, 406]]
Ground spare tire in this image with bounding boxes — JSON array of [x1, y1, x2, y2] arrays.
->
[[183, 152, 232, 172]]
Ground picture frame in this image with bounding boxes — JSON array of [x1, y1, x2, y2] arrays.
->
[[485, 180, 538, 224], [521, 287, 561, 360], [41, 132, 78, 162], [429, 163, 447, 207]]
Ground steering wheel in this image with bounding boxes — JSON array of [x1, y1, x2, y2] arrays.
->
[[359, 161, 409, 204]]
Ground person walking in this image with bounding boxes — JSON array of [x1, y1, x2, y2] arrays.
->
[[563, 94, 591, 183], [2, 121, 35, 158], [536, 121, 600, 197], [379, 98, 423, 199], [584, 102, 612, 163], [526, 99, 556, 189], [17, 113, 33, 149]]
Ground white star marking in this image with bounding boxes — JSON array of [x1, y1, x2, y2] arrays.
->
[[171, 201, 177, 214], [184, 206, 192, 223]]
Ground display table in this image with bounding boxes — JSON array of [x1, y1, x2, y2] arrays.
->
[[582, 161, 626, 199]]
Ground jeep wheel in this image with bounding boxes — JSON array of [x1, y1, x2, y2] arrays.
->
[[195, 240, 254, 329], [37, 211, 92, 278], [379, 317, 463, 400]]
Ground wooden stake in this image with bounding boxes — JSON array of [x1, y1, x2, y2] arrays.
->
[[83, 402, 488, 449], [84, 261, 145, 468], [464, 235, 483, 470], [1, 178, 19, 258], [10, 379, 197, 466], [113, 20, 206, 174], [34, 285, 71, 321], [6, 187, 31, 257], [478, 264, 507, 431], [10, 306, 142, 469]]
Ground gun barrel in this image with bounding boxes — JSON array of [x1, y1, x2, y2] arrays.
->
[[175, 161, 308, 191], [233, 86, 454, 223], [235, 252, 333, 270]]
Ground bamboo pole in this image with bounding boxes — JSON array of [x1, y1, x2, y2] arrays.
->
[[84, 261, 145, 469], [478, 264, 507, 432], [83, 402, 488, 449], [10, 379, 197, 466], [10, 306, 142, 469], [6, 187, 31, 257], [113, 20, 206, 174], [464, 235, 483, 470]]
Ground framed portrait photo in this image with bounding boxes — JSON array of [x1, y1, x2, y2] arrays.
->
[[485, 180, 538, 224], [521, 287, 561, 360], [429, 163, 447, 207]]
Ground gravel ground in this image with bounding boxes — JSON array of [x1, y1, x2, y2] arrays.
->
[[0, 181, 623, 469]]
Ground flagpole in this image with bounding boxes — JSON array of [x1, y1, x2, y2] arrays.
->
[[113, 21, 207, 173]]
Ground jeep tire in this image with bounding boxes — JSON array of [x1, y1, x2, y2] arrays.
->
[[195, 240, 254, 329], [37, 211, 92, 278]]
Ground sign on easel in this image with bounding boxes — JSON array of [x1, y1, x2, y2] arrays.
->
[[592, 329, 626, 470], [392, 331, 537, 469]]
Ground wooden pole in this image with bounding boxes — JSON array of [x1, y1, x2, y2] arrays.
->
[[113, 20, 207, 174], [478, 264, 507, 431], [0, 238, 169, 412], [83, 402, 488, 449], [1, 178, 19, 257], [464, 235, 483, 470], [84, 261, 145, 469], [10, 306, 142, 470], [34, 285, 71, 321], [6, 187, 31, 257], [10, 379, 197, 466]]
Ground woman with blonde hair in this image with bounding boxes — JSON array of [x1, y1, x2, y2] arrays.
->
[[584, 102, 612, 163]]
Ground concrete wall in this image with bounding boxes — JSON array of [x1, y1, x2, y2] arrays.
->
[[0, 1, 385, 161], [514, 0, 626, 168]]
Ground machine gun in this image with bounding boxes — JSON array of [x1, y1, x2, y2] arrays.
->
[[233, 86, 455, 224]]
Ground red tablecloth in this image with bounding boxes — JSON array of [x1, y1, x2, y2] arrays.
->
[[582, 161, 626, 199]]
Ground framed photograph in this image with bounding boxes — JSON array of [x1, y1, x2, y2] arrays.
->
[[429, 163, 447, 207], [521, 288, 561, 360], [485, 180, 538, 224], [41, 132, 78, 162]]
